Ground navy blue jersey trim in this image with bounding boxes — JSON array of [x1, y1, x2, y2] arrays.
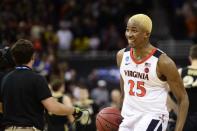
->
[[153, 49, 163, 58], [157, 123, 162, 131], [146, 119, 160, 131], [124, 47, 131, 52]]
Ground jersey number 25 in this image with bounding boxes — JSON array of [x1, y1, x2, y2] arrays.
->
[[128, 80, 146, 97]]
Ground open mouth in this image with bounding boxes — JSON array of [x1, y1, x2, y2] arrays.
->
[[128, 38, 135, 43], [127, 36, 135, 41]]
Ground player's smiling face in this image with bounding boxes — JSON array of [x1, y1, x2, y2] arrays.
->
[[125, 20, 146, 48]]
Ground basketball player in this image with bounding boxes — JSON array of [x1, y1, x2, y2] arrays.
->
[[117, 14, 189, 131], [178, 45, 197, 131], [46, 79, 74, 131], [0, 39, 89, 131]]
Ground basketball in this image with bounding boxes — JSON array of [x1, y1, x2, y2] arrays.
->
[[96, 107, 123, 131]]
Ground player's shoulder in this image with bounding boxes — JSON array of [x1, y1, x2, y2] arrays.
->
[[158, 52, 175, 66], [116, 48, 125, 59], [117, 48, 126, 54], [153, 48, 164, 58], [116, 47, 130, 67], [156, 53, 179, 79], [117, 48, 125, 54], [117, 47, 130, 57], [153, 47, 175, 67], [156, 52, 179, 79]]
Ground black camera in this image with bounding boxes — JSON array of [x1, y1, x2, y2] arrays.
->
[[0, 47, 15, 70]]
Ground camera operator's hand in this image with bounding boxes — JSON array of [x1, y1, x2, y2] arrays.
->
[[72, 107, 90, 124]]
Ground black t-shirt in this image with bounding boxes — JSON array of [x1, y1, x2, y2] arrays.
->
[[0, 71, 6, 131], [0, 72, 5, 86], [180, 67, 197, 113], [0, 67, 52, 130]]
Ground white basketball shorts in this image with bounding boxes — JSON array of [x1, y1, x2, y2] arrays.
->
[[119, 113, 169, 131]]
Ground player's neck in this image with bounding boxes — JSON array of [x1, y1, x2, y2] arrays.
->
[[133, 43, 153, 59]]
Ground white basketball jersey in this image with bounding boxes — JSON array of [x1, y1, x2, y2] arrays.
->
[[120, 47, 169, 118]]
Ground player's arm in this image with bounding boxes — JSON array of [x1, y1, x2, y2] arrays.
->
[[116, 49, 125, 105], [37, 76, 74, 116], [42, 97, 75, 116], [63, 95, 75, 123], [167, 93, 178, 114], [42, 97, 89, 122], [166, 67, 183, 115], [158, 54, 189, 131]]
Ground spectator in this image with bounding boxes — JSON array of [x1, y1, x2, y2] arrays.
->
[[110, 89, 121, 110], [90, 80, 109, 109], [57, 21, 73, 52]]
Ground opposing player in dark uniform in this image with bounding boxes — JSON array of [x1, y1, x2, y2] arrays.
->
[[46, 79, 74, 131], [74, 87, 99, 131], [179, 45, 197, 131]]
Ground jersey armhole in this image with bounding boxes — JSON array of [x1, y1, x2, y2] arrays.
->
[[155, 61, 167, 83], [155, 51, 167, 83], [153, 49, 163, 58]]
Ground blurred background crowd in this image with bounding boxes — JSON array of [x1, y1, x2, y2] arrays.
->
[[0, 0, 197, 50], [0, 0, 197, 130]]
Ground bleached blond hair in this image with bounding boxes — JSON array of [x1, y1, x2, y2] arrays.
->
[[128, 14, 152, 33]]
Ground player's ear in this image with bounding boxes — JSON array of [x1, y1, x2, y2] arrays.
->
[[144, 32, 150, 38], [32, 53, 36, 61]]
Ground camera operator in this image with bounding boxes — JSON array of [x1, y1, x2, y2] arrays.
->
[[0, 46, 15, 131], [0, 39, 89, 131], [0, 46, 15, 82]]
